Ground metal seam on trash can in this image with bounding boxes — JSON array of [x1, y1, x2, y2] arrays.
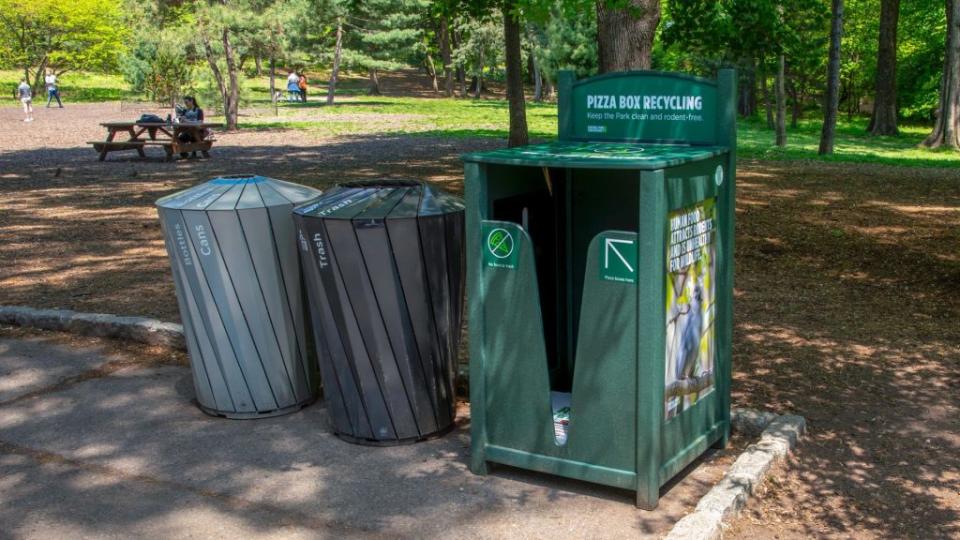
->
[[257, 182, 311, 387], [341, 221, 404, 439], [410, 215, 451, 426], [324, 218, 393, 438], [354, 192, 425, 438], [180, 211, 260, 410], [385, 220, 442, 432], [204, 214, 282, 409], [236, 208, 299, 401]]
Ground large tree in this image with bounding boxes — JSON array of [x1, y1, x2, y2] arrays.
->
[[0, 0, 125, 90], [819, 0, 844, 155], [596, 0, 660, 72], [503, 0, 529, 146], [923, 0, 960, 149], [868, 0, 901, 135]]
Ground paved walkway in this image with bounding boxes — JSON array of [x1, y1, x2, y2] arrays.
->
[[0, 330, 735, 539]]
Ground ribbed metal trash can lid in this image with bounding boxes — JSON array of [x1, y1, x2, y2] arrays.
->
[[158, 174, 322, 211], [293, 180, 464, 220]]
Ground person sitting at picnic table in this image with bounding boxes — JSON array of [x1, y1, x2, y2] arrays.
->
[[298, 73, 308, 102], [286, 71, 301, 102], [176, 96, 206, 158], [45, 71, 63, 108]]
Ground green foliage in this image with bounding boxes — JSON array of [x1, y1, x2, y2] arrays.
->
[[0, 0, 126, 84], [0, 69, 134, 101], [121, 30, 194, 106], [530, 0, 598, 80], [343, 0, 432, 73], [897, 0, 947, 120], [452, 11, 504, 82]]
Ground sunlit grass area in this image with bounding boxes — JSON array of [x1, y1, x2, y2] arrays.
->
[[0, 70, 136, 103], [3, 69, 956, 168], [244, 93, 960, 168]]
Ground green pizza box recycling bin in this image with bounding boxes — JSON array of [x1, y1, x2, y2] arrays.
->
[[463, 69, 736, 509]]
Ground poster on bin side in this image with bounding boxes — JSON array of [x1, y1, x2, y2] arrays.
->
[[665, 198, 717, 420]]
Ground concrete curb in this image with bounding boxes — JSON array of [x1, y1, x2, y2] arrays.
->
[[665, 410, 806, 540], [0, 306, 185, 350]]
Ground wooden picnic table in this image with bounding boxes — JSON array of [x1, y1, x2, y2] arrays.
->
[[89, 121, 223, 162]]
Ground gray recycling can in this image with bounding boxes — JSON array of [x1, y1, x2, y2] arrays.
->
[[293, 180, 465, 444], [157, 175, 322, 418]]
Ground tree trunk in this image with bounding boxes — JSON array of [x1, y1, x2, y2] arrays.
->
[[221, 27, 240, 131], [202, 37, 228, 120], [543, 72, 555, 100], [923, 0, 960, 149], [474, 52, 484, 99], [328, 20, 343, 105], [596, 0, 660, 72], [254, 56, 263, 77], [776, 54, 787, 146], [761, 56, 773, 129], [269, 55, 277, 116], [868, 0, 900, 135], [503, 0, 529, 147], [426, 53, 439, 93], [439, 14, 454, 97], [532, 53, 543, 102], [788, 79, 801, 128], [819, 0, 844, 155], [31, 58, 48, 94], [369, 69, 381, 95], [738, 58, 757, 117]]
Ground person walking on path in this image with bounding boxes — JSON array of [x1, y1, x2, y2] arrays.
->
[[45, 71, 63, 108], [298, 73, 308, 102], [17, 79, 34, 122], [286, 71, 301, 102]]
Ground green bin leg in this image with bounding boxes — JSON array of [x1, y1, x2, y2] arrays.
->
[[636, 169, 667, 510], [466, 161, 489, 475]]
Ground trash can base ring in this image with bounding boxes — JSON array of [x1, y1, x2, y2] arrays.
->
[[333, 420, 458, 447], [196, 397, 316, 420]]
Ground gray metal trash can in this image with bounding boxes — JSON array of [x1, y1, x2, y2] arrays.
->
[[157, 175, 321, 418], [293, 180, 465, 444]]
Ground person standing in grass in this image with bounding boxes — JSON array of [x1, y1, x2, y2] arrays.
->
[[44, 71, 63, 108], [286, 71, 300, 102], [17, 79, 33, 122]]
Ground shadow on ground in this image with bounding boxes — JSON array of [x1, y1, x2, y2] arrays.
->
[[0, 330, 737, 538]]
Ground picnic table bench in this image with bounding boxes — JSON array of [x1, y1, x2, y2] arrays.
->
[[89, 121, 223, 162]]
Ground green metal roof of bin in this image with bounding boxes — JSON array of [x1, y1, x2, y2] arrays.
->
[[462, 141, 727, 170]]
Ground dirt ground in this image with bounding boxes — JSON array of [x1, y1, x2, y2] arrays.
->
[[1, 96, 959, 538]]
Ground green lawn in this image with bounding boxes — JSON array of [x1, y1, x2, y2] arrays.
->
[[246, 95, 960, 168], [3, 69, 956, 168], [0, 70, 136, 103]]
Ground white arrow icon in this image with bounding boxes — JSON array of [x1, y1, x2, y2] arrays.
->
[[604, 237, 635, 273]]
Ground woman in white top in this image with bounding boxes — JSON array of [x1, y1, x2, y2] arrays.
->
[[286, 71, 301, 102], [45, 72, 63, 108]]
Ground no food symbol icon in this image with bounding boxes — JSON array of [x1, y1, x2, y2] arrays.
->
[[486, 228, 515, 259]]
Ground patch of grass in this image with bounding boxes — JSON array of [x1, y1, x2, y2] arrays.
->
[[241, 95, 960, 168], [737, 117, 960, 168], [0, 70, 136, 104], [240, 96, 558, 139]]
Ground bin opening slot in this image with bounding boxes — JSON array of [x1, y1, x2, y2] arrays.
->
[[488, 166, 640, 410]]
